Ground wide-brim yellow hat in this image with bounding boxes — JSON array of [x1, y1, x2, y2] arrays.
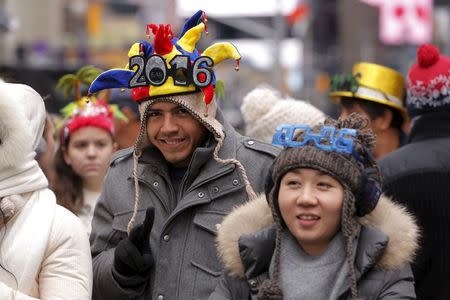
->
[[329, 62, 407, 119]]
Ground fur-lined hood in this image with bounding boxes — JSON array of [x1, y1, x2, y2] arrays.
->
[[217, 193, 419, 279]]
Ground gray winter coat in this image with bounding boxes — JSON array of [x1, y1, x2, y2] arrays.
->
[[90, 114, 279, 300], [210, 194, 419, 299]]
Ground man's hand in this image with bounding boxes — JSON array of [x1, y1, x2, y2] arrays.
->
[[114, 207, 155, 276]]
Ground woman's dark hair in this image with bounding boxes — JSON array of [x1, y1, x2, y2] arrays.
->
[[341, 97, 404, 130], [51, 146, 84, 215], [51, 130, 115, 215]]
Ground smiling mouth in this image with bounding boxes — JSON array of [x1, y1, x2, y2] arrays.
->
[[85, 165, 100, 170], [160, 138, 186, 145], [297, 215, 320, 220]]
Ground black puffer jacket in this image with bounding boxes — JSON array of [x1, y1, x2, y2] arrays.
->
[[380, 111, 450, 300]]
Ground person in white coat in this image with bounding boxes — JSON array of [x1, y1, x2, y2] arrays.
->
[[0, 79, 93, 299]]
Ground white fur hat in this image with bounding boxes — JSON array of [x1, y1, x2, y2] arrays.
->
[[241, 87, 326, 143]]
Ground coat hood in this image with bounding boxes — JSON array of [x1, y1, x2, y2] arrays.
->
[[216, 193, 419, 278], [0, 82, 48, 198], [0, 82, 34, 167]]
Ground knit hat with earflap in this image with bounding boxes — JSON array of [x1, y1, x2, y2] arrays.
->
[[88, 10, 256, 234], [241, 87, 326, 143], [407, 44, 450, 118], [259, 113, 381, 300]]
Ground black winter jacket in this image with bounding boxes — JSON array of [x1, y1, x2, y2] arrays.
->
[[380, 111, 450, 300]]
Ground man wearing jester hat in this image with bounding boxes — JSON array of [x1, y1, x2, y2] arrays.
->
[[89, 10, 279, 299]]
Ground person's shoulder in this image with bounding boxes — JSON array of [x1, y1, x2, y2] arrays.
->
[[52, 205, 89, 242], [110, 147, 134, 168], [379, 141, 422, 176], [380, 137, 450, 180], [237, 136, 280, 159], [41, 202, 88, 249], [47, 205, 92, 291]]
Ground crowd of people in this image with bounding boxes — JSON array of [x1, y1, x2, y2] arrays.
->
[[0, 9, 449, 300]]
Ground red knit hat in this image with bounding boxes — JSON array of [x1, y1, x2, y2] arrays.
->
[[407, 44, 450, 117]]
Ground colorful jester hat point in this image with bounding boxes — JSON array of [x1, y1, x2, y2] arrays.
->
[[88, 10, 241, 117]]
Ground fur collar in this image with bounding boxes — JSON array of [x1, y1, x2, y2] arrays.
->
[[216, 193, 419, 278]]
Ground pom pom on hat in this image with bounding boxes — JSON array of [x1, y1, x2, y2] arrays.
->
[[417, 44, 440, 68], [406, 43, 450, 117], [241, 87, 279, 126], [241, 87, 326, 143]]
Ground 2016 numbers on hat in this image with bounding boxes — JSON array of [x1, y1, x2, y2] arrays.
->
[[129, 54, 214, 88], [272, 124, 358, 154]]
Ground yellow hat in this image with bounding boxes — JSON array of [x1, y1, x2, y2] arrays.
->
[[329, 62, 406, 117]]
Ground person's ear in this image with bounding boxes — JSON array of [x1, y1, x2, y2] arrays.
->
[[112, 142, 119, 152], [401, 117, 411, 134], [372, 109, 392, 131], [62, 147, 72, 166]]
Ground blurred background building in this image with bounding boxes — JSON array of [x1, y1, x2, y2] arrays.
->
[[0, 0, 449, 126]]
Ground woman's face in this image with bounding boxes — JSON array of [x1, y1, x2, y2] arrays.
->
[[63, 126, 115, 184], [278, 168, 344, 255]]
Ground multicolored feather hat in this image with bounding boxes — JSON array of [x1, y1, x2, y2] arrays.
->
[[88, 11, 255, 233], [57, 65, 127, 146]]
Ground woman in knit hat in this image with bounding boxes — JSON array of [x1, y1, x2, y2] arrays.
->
[[0, 79, 92, 299], [51, 66, 124, 235], [210, 113, 419, 299]]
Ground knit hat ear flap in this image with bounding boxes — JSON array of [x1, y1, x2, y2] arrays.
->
[[258, 279, 283, 300], [341, 188, 360, 300], [259, 181, 285, 299]]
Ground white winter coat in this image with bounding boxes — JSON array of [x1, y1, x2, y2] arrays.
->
[[0, 81, 93, 299]]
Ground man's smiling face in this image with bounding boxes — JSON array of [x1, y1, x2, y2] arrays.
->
[[146, 101, 208, 167]]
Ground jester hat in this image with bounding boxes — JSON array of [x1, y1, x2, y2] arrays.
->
[[89, 10, 241, 139]]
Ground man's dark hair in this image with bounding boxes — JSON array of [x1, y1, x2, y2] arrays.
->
[[341, 97, 404, 130]]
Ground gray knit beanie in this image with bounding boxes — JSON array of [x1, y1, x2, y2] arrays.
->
[[259, 113, 379, 300]]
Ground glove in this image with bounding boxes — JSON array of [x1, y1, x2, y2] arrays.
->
[[114, 207, 155, 278]]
